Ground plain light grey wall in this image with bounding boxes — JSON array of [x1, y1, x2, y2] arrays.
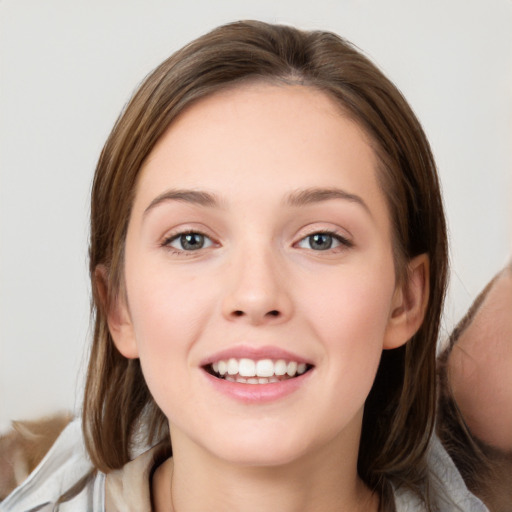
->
[[1, 0, 511, 430]]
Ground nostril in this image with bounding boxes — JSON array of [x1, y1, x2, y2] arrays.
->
[[228, 309, 281, 320]]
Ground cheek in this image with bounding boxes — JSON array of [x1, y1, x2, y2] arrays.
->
[[128, 263, 213, 342], [298, 261, 395, 386], [300, 256, 395, 338], [124, 265, 216, 403]]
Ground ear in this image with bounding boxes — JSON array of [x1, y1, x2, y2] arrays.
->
[[383, 254, 430, 350], [94, 265, 139, 359]]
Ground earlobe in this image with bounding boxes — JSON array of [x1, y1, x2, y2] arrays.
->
[[94, 265, 139, 359], [383, 254, 430, 350]]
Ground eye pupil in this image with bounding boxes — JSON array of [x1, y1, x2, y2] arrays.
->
[[181, 233, 204, 250], [309, 233, 332, 250]]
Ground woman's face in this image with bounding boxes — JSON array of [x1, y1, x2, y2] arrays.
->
[[113, 83, 405, 467]]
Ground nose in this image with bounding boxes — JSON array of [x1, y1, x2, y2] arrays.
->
[[221, 246, 293, 326]]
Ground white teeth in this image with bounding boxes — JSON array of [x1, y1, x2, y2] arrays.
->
[[210, 357, 310, 381], [218, 360, 227, 376], [286, 361, 297, 376], [256, 359, 274, 377], [239, 358, 256, 377], [274, 360, 287, 376], [227, 358, 239, 375]]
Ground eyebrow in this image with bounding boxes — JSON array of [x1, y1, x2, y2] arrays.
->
[[143, 186, 371, 216], [144, 189, 221, 216], [285, 187, 371, 215]]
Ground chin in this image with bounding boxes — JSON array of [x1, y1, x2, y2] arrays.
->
[[203, 423, 326, 469], [216, 443, 307, 468]]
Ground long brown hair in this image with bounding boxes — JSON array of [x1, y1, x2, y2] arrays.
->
[[83, 20, 448, 508]]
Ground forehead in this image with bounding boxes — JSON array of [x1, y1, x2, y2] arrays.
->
[[134, 83, 389, 222]]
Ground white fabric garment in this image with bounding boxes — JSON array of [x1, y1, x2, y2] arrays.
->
[[393, 435, 490, 512], [0, 419, 489, 512], [0, 420, 103, 512]]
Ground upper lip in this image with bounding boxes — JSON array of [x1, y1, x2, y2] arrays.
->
[[200, 345, 313, 367]]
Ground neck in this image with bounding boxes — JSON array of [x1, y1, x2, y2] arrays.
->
[[154, 425, 379, 512]]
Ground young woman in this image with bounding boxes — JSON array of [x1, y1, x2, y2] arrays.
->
[[1, 20, 488, 511]]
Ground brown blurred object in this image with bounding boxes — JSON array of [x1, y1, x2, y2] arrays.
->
[[438, 262, 512, 512], [0, 412, 73, 501]]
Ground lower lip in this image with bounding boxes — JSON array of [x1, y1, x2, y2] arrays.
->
[[202, 370, 312, 403]]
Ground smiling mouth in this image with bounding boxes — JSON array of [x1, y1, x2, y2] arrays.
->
[[205, 358, 313, 384]]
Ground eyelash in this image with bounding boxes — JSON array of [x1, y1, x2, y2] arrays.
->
[[162, 229, 353, 255]]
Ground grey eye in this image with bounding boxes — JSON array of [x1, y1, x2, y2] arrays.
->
[[306, 233, 334, 250], [297, 232, 350, 251], [168, 232, 213, 251]]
